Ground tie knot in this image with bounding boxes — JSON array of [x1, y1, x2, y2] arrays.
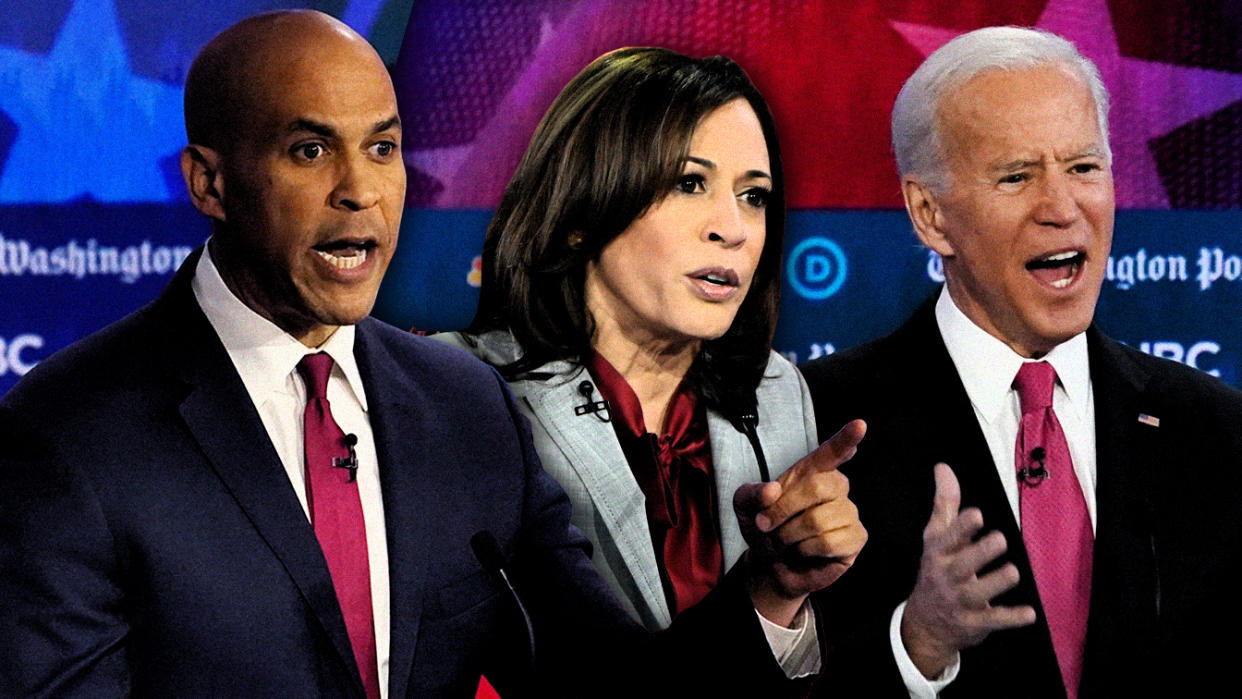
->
[[297, 352, 334, 400], [1013, 361, 1056, 414]]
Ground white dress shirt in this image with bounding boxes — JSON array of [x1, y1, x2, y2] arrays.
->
[[191, 246, 392, 697], [892, 288, 1098, 698]]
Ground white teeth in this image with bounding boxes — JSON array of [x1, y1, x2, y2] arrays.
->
[[704, 274, 727, 285], [1042, 251, 1079, 262], [316, 248, 366, 270], [1051, 276, 1073, 289]]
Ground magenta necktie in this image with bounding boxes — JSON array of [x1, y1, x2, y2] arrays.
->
[[1013, 361, 1093, 699], [297, 353, 380, 699]]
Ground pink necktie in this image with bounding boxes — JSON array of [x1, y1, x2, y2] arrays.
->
[[298, 353, 380, 699], [1013, 361, 1092, 698]]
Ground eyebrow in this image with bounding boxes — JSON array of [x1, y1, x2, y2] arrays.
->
[[286, 118, 338, 139], [1064, 147, 1107, 161], [371, 115, 402, 134], [685, 156, 772, 181], [284, 115, 402, 139], [991, 147, 1108, 172]]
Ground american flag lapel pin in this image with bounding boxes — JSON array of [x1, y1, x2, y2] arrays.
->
[[1137, 413, 1161, 427]]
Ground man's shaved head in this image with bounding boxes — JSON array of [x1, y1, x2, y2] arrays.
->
[[184, 10, 381, 152]]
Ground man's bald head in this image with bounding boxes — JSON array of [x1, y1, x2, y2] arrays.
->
[[184, 10, 384, 152]]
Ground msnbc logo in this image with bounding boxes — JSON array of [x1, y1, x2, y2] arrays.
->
[[0, 334, 44, 378]]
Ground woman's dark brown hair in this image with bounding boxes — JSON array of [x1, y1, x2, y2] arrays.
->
[[469, 46, 785, 416]]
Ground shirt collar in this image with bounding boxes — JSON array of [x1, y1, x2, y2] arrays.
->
[[190, 242, 368, 412], [935, 287, 1090, 424]]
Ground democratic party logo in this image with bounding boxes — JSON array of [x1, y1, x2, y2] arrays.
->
[[787, 237, 847, 300]]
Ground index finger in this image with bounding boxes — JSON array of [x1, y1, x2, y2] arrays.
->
[[778, 419, 866, 487]]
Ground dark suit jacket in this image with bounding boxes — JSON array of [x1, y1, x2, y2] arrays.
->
[[0, 252, 804, 698], [801, 297, 1242, 698]]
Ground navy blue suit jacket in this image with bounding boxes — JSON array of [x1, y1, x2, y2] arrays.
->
[[801, 298, 1242, 698], [0, 252, 802, 698]]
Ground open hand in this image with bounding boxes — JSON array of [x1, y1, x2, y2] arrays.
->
[[901, 463, 1037, 678]]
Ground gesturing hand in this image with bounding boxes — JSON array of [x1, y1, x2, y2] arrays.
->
[[901, 463, 1036, 678], [735, 419, 869, 626]]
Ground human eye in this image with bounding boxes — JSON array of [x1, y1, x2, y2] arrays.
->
[[674, 173, 706, 194], [1069, 161, 1102, 175], [291, 142, 327, 163], [740, 186, 770, 209], [998, 172, 1028, 185], [370, 139, 398, 159]]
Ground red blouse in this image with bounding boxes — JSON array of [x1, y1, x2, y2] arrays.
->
[[586, 353, 724, 616]]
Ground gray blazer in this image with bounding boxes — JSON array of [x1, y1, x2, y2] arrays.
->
[[437, 331, 818, 630]]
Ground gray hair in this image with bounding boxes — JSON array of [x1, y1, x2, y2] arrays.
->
[[891, 26, 1111, 192]]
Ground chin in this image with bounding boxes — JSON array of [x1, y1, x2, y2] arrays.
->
[[1029, 322, 1090, 354], [313, 304, 376, 329]]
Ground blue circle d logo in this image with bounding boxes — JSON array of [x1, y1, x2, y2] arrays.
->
[[787, 237, 848, 300]]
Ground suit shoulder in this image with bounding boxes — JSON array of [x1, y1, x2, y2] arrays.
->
[[1108, 337, 1242, 411], [356, 319, 513, 406], [361, 321, 498, 374], [799, 333, 898, 391], [759, 349, 801, 388]]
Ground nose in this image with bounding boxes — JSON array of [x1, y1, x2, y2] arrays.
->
[[702, 190, 749, 247], [1033, 170, 1080, 228], [330, 153, 381, 212]]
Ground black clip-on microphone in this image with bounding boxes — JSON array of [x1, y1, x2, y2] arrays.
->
[[334, 433, 360, 483], [573, 380, 611, 421], [1018, 446, 1049, 487], [471, 530, 536, 687]]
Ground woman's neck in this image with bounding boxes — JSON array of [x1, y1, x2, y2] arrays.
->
[[592, 332, 698, 434]]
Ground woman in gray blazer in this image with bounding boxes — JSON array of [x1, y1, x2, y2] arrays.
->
[[441, 48, 817, 631]]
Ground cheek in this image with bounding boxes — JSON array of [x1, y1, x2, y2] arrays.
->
[[749, 226, 767, 265], [380, 172, 406, 222], [1092, 205, 1115, 245]]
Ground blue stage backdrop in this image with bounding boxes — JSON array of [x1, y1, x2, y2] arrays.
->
[[3, 0, 1242, 396], [375, 209, 1242, 387]]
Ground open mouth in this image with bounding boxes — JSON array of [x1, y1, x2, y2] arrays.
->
[[690, 268, 740, 287], [1025, 250, 1084, 289], [313, 240, 377, 271]]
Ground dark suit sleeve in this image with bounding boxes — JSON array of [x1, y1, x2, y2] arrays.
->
[[481, 372, 815, 698], [0, 405, 131, 697]]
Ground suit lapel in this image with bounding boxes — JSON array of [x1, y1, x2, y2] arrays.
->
[[1079, 329, 1159, 692], [523, 374, 673, 627], [706, 412, 758, 569], [353, 323, 434, 699], [153, 257, 361, 692], [898, 302, 1026, 552]]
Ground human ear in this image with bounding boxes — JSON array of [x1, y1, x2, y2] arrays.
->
[[902, 177, 955, 258], [181, 144, 227, 222]]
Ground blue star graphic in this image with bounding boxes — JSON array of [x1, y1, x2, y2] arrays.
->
[[0, 0, 185, 202]]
